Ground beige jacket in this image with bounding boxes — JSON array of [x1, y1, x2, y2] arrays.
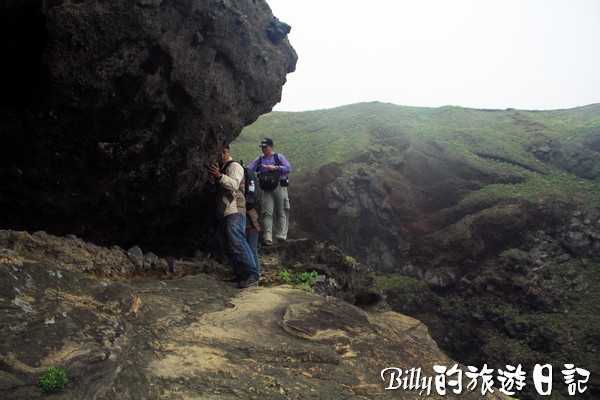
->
[[215, 158, 246, 218]]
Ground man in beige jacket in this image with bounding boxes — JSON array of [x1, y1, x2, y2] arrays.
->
[[209, 145, 259, 288]]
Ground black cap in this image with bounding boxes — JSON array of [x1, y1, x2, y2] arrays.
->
[[259, 138, 274, 148]]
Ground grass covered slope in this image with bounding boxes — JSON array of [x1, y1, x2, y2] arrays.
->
[[235, 102, 600, 399], [236, 101, 600, 209]]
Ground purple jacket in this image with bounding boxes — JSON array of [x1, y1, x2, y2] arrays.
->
[[248, 153, 292, 180]]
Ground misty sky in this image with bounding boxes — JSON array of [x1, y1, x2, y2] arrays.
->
[[266, 0, 600, 112]]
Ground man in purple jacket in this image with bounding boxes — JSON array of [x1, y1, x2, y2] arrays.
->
[[248, 138, 292, 245]]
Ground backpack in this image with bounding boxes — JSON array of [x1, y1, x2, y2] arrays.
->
[[241, 160, 259, 209], [256, 153, 282, 191], [223, 160, 259, 209]]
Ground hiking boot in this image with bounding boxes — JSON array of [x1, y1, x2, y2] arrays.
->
[[223, 274, 244, 283], [262, 239, 273, 246], [275, 237, 286, 243], [237, 275, 259, 288]]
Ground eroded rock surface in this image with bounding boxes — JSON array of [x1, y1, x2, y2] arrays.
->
[[0, 230, 514, 399]]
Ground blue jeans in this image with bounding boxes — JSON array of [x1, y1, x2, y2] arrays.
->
[[218, 213, 259, 279], [246, 230, 260, 273]]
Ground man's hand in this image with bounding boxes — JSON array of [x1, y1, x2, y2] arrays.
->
[[209, 163, 221, 178], [265, 164, 278, 171]]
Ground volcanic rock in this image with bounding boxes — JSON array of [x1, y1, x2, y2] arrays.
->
[[0, 229, 513, 400], [0, 0, 297, 252]]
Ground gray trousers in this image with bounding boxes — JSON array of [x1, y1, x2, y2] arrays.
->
[[261, 184, 289, 242]]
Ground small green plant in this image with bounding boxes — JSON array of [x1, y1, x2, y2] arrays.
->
[[277, 269, 293, 284], [295, 282, 315, 293], [345, 255, 357, 265], [278, 270, 318, 292], [294, 271, 318, 293], [39, 367, 68, 393], [294, 270, 318, 286]]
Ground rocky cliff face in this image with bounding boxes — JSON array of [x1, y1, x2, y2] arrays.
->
[[293, 138, 600, 277], [291, 141, 528, 274], [0, 0, 297, 252], [291, 164, 410, 273], [289, 131, 600, 399]]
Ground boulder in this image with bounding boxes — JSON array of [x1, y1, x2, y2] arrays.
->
[[0, 0, 297, 251]]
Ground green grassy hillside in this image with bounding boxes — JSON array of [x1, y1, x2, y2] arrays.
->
[[235, 102, 600, 210]]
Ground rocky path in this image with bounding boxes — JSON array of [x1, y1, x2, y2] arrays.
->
[[1, 230, 512, 399]]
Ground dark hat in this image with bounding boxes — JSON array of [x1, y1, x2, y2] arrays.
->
[[259, 138, 274, 148]]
